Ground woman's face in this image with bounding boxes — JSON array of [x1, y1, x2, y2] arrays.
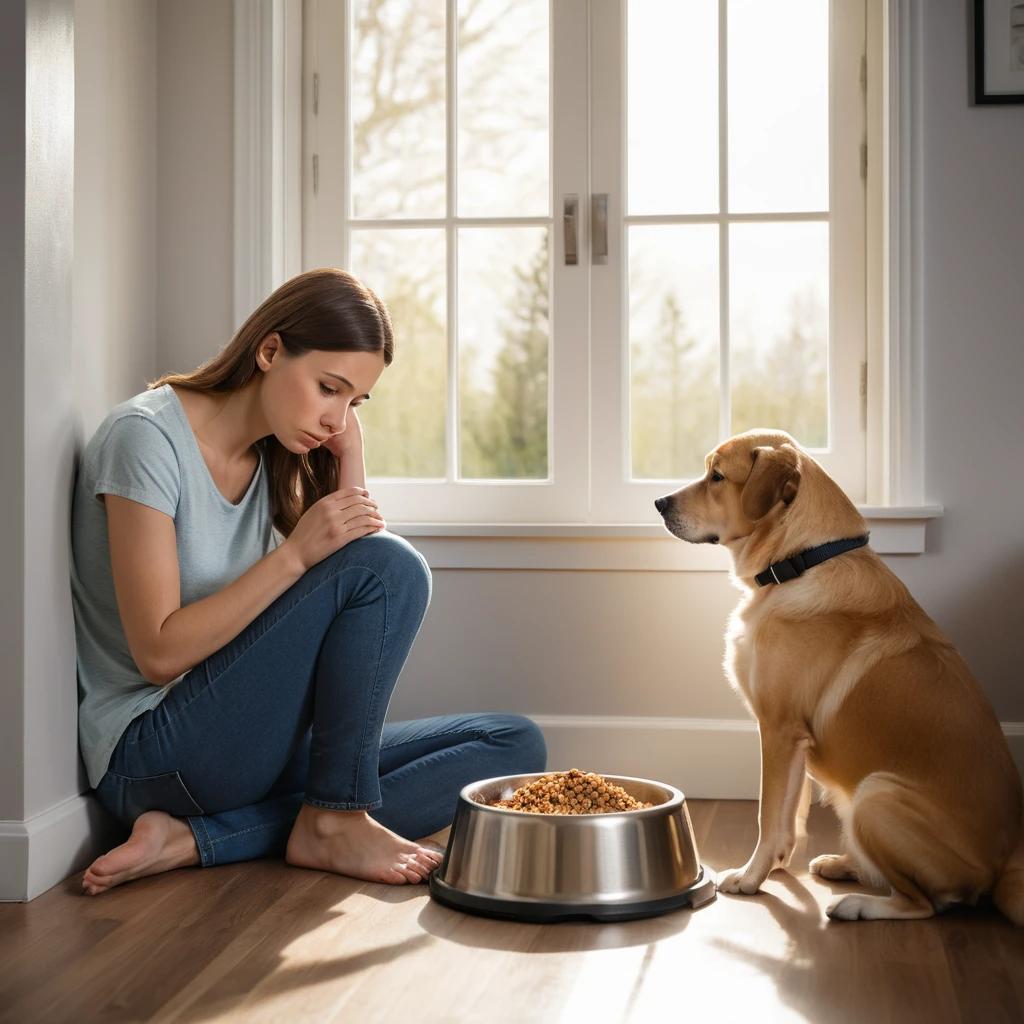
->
[[256, 334, 386, 453]]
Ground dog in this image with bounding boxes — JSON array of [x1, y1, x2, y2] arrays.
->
[[655, 428, 1023, 922]]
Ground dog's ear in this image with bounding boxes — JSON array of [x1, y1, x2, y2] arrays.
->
[[741, 444, 801, 521]]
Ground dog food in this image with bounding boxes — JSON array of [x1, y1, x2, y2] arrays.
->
[[490, 769, 655, 814]]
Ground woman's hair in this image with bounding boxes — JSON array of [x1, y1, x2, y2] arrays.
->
[[150, 268, 394, 537]]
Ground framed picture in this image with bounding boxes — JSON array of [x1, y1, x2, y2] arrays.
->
[[973, 0, 1024, 104]]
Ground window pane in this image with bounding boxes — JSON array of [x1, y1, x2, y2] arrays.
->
[[730, 222, 829, 446], [349, 229, 447, 477], [628, 0, 719, 216], [457, 0, 549, 217], [458, 227, 549, 479], [728, 0, 828, 213], [351, 0, 446, 218], [629, 225, 720, 480]]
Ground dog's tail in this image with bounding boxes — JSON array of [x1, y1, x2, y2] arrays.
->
[[993, 832, 1024, 926]]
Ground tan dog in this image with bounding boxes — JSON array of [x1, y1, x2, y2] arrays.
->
[[655, 429, 1024, 922]]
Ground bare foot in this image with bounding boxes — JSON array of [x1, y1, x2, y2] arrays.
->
[[81, 810, 200, 896], [285, 804, 444, 885]]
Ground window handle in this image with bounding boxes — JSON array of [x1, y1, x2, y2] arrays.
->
[[591, 193, 608, 265], [563, 195, 579, 266]]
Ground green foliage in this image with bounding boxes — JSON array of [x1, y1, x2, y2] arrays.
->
[[630, 293, 719, 480], [459, 236, 550, 479], [630, 285, 828, 480], [361, 277, 447, 478], [731, 287, 828, 448]]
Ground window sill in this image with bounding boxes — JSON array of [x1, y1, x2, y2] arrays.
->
[[389, 505, 943, 571]]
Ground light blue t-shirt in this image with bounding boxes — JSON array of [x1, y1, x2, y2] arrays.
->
[[71, 384, 277, 789]]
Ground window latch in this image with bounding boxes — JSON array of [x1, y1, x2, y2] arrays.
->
[[563, 195, 579, 266]]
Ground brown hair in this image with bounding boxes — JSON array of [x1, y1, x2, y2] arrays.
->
[[150, 268, 394, 537]]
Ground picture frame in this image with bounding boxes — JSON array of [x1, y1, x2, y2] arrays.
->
[[973, 0, 1024, 104]]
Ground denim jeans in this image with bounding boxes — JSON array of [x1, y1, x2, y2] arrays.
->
[[93, 531, 547, 867]]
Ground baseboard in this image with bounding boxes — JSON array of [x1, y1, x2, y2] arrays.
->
[[530, 715, 762, 799], [3, 719, 1023, 902], [531, 715, 1024, 802], [0, 793, 125, 902]]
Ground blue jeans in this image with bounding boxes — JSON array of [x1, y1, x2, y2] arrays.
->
[[93, 531, 547, 866]]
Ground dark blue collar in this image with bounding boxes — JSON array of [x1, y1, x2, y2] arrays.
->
[[755, 535, 870, 587]]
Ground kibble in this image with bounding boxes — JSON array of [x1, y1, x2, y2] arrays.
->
[[490, 769, 655, 814]]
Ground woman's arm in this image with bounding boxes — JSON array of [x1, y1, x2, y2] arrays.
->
[[331, 407, 367, 491], [337, 442, 367, 491], [105, 494, 306, 686]]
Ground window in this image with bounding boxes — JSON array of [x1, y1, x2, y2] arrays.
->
[[303, 0, 872, 523]]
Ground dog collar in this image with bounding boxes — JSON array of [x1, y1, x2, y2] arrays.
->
[[755, 534, 870, 587]]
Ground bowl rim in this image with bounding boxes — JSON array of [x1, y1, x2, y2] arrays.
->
[[456, 770, 686, 819]]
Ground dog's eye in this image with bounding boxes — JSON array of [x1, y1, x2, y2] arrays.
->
[[710, 471, 724, 483]]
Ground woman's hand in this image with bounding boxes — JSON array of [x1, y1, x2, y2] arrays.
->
[[281, 486, 385, 573]]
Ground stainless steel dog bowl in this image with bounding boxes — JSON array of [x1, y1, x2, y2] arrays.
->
[[429, 772, 716, 923]]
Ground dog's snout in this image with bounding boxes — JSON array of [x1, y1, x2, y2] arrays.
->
[[654, 496, 670, 516]]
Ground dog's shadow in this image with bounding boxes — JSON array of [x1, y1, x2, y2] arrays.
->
[[707, 805, 1024, 1024]]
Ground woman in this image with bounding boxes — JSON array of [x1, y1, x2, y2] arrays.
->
[[72, 268, 547, 895]]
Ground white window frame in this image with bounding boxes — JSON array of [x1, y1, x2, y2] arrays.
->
[[300, 0, 590, 523], [233, 0, 939, 561], [590, 0, 867, 523]]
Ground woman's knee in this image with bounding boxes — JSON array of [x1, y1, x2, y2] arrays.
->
[[319, 531, 431, 606], [488, 713, 548, 774]]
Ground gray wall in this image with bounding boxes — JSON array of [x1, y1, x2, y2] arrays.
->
[[886, 4, 1024, 722], [147, 1, 1024, 734], [0, 0, 30, 827], [73, 0, 157, 439], [398, 4, 1024, 727], [155, 0, 235, 376], [0, 0, 77, 829], [70, 0, 158, 810]]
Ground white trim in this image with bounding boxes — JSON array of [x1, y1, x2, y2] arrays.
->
[[865, 0, 885, 502], [306, 0, 588, 522], [391, 506, 942, 570], [233, 0, 303, 331], [881, 0, 925, 506], [588, 0, 868, 521], [0, 795, 125, 902]]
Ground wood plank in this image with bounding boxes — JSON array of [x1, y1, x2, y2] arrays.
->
[[0, 801, 1019, 1024]]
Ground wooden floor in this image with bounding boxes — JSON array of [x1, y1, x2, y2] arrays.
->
[[2, 799, 1023, 1024]]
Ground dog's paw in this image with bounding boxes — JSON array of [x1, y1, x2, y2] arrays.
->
[[716, 864, 766, 895], [826, 893, 875, 920], [809, 853, 859, 882], [827, 892, 935, 921]]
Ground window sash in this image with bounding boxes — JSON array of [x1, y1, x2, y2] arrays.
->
[[303, 0, 869, 524], [304, 0, 589, 522], [590, 0, 868, 523]]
